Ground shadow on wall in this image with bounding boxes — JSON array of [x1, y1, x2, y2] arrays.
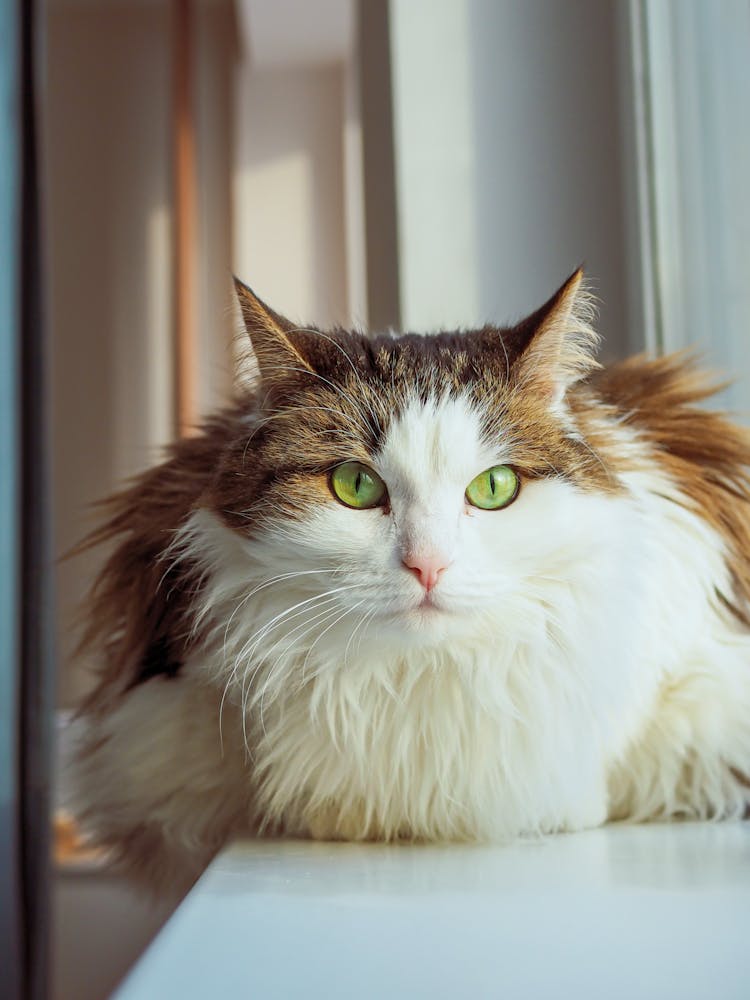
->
[[467, 0, 628, 359]]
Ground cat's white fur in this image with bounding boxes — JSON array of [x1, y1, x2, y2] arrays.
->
[[76, 391, 750, 884]]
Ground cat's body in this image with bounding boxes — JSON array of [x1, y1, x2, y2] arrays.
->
[[73, 272, 750, 895]]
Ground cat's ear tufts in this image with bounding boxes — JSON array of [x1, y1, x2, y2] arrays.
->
[[512, 268, 600, 409], [233, 277, 314, 384]]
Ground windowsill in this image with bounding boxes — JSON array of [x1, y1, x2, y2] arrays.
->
[[114, 821, 750, 999]]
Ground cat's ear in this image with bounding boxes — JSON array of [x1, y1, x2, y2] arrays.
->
[[511, 268, 599, 409], [233, 277, 315, 383]]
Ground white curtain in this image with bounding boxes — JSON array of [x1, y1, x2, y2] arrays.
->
[[631, 0, 750, 412]]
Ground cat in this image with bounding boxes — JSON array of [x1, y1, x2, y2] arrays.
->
[[72, 269, 750, 896]]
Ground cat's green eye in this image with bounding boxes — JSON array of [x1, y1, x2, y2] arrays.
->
[[330, 462, 387, 509], [465, 465, 519, 510]]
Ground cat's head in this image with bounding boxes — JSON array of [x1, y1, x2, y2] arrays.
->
[[205, 271, 617, 654]]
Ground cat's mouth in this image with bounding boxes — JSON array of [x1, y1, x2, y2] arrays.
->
[[368, 589, 455, 627], [396, 593, 450, 619]]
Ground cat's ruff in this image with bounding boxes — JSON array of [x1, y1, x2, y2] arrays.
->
[[72, 271, 750, 895]]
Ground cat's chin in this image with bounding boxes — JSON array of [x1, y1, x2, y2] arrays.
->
[[370, 601, 463, 646]]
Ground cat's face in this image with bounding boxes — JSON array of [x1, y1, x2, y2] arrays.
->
[[206, 271, 619, 654]]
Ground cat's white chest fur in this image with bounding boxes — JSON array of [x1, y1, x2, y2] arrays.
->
[[253, 643, 612, 840]]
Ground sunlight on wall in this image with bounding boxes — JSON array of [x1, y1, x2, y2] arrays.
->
[[343, 56, 368, 330], [234, 146, 315, 317], [145, 203, 174, 451], [232, 63, 349, 329], [390, 0, 480, 332]]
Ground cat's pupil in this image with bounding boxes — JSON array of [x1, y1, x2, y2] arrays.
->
[[489, 472, 496, 494], [355, 471, 362, 493]]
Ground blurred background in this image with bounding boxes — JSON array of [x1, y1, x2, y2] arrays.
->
[[2, 1, 749, 998]]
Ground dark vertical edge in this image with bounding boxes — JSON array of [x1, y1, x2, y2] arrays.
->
[[632, 0, 664, 356], [357, 0, 401, 332], [614, 0, 660, 356], [0, 0, 22, 992], [20, 0, 54, 997]]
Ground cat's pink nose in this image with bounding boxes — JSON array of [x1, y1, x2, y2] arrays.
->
[[402, 554, 450, 592]]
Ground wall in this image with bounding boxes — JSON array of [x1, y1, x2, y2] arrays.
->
[[47, 0, 235, 708], [47, 2, 173, 708], [389, 0, 630, 358], [233, 62, 350, 329]]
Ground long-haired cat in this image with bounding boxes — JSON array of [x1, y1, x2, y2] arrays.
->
[[72, 270, 750, 895]]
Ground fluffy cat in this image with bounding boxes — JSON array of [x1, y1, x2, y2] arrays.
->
[[72, 270, 750, 896]]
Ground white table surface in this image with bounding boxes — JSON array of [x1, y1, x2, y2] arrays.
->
[[115, 822, 750, 999]]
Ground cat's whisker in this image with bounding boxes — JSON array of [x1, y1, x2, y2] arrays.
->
[[496, 329, 511, 383], [342, 604, 374, 669], [221, 589, 353, 735], [299, 601, 365, 681], [539, 457, 565, 479], [355, 608, 377, 660], [218, 570, 345, 739], [229, 584, 360, 667], [220, 568, 340, 662], [238, 595, 347, 690], [239, 411, 284, 466], [259, 364, 376, 439], [270, 402, 364, 428], [571, 433, 616, 484], [254, 410, 364, 447], [250, 606, 343, 708], [230, 586, 362, 706], [284, 327, 384, 436], [252, 603, 351, 741], [229, 596, 346, 717], [239, 406, 363, 470], [252, 600, 366, 738]]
